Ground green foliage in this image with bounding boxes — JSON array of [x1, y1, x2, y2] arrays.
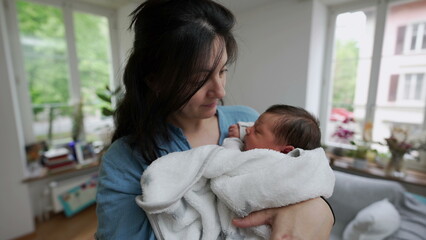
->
[[16, 1, 111, 118], [72, 101, 84, 142], [332, 40, 359, 111], [96, 85, 122, 117], [348, 141, 367, 159], [17, 0, 69, 113], [74, 12, 111, 110], [348, 140, 377, 160]]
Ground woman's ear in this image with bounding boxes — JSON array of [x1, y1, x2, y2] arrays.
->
[[281, 145, 295, 154]]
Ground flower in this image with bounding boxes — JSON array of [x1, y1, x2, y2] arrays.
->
[[332, 126, 355, 141], [385, 127, 426, 160], [330, 109, 355, 144]]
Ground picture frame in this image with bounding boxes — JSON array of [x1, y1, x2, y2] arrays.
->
[[74, 142, 96, 165]]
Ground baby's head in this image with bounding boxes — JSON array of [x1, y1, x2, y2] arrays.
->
[[244, 104, 321, 153]]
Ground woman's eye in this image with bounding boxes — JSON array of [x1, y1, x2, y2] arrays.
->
[[219, 69, 228, 76]]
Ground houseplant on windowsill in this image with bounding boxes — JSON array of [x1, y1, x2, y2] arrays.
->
[[330, 111, 355, 156], [385, 127, 426, 178], [348, 141, 370, 169], [95, 85, 122, 150]]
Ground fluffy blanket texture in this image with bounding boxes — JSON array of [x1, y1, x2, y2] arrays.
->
[[136, 146, 335, 240]]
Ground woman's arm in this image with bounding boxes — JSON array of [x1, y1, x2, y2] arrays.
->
[[232, 198, 334, 240]]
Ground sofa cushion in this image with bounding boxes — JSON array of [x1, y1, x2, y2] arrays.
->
[[342, 198, 400, 240], [328, 171, 405, 239]]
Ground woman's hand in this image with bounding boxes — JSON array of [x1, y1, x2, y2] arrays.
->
[[232, 198, 334, 240]]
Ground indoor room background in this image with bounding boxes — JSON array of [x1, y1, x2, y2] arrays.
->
[[1, 0, 425, 239]]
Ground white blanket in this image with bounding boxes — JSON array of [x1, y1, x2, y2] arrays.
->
[[136, 146, 335, 240]]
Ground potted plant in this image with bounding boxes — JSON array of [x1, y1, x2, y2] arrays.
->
[[349, 141, 370, 169], [384, 127, 426, 177], [95, 85, 122, 148]]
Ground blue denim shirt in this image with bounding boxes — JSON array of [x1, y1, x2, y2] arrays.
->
[[95, 105, 259, 239]]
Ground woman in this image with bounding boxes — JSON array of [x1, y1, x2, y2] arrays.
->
[[95, 0, 334, 239]]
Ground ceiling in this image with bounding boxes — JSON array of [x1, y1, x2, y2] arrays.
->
[[76, 0, 359, 11], [76, 0, 282, 12]]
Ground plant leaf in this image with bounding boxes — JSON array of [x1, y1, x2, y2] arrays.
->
[[97, 92, 111, 103], [101, 107, 114, 116]]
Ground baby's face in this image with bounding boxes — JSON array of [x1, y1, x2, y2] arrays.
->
[[244, 113, 283, 151]]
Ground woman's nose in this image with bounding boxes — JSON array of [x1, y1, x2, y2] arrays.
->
[[207, 75, 226, 98]]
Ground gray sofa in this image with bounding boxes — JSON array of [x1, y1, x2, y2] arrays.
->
[[328, 171, 426, 240]]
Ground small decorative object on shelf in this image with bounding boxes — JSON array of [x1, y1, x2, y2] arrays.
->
[[385, 127, 426, 178], [25, 141, 48, 177]]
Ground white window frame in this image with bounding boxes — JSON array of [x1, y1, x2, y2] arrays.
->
[[3, 0, 120, 144], [320, 0, 426, 171], [399, 73, 425, 102], [404, 21, 426, 53]]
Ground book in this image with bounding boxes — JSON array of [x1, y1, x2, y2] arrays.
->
[[44, 147, 69, 159], [47, 161, 77, 173]]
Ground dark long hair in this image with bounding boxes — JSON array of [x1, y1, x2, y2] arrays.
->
[[266, 104, 321, 150], [112, 0, 237, 163]]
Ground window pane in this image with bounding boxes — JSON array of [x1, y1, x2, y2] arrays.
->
[[73, 12, 113, 143], [415, 73, 424, 100], [422, 23, 426, 49], [16, 0, 73, 145], [326, 9, 375, 145], [411, 23, 418, 50], [403, 74, 411, 100], [375, 0, 425, 146]]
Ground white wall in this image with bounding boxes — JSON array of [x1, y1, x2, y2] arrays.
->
[[225, 0, 326, 114], [306, 0, 328, 116], [0, 1, 35, 239], [117, 2, 138, 64]]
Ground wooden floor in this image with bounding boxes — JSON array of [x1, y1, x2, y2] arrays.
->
[[14, 204, 97, 240]]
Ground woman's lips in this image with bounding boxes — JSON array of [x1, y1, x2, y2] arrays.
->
[[202, 102, 217, 108]]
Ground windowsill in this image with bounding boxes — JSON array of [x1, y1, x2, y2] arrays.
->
[[327, 153, 426, 188], [22, 160, 100, 183]]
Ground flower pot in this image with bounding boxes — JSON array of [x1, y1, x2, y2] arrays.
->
[[353, 158, 367, 169], [386, 152, 405, 178]]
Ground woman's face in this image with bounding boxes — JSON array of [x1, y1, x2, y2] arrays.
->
[[177, 41, 228, 120]]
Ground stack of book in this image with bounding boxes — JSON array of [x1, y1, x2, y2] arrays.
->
[[43, 148, 76, 173]]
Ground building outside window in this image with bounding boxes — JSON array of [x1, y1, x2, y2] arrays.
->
[[323, 0, 426, 171]]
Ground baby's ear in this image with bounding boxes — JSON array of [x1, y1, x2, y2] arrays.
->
[[281, 145, 295, 154]]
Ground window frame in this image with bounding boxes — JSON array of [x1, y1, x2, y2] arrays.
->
[[320, 0, 426, 171], [4, 0, 120, 144], [404, 21, 426, 53]]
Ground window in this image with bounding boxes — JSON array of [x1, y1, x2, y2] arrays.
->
[[325, 9, 376, 145], [323, 0, 426, 171], [387, 73, 425, 102], [11, 0, 117, 146], [406, 22, 426, 52], [402, 73, 424, 101]]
